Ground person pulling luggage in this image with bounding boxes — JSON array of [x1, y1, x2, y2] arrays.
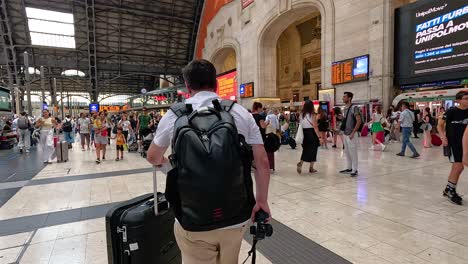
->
[[147, 59, 271, 264]]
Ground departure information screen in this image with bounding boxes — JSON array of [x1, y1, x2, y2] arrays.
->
[[395, 0, 468, 85], [332, 55, 369, 85], [240, 82, 254, 98], [216, 70, 237, 101]]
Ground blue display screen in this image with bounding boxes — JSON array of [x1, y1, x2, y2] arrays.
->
[[89, 103, 99, 113], [353, 56, 369, 78]]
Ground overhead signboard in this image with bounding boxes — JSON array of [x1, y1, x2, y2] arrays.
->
[[332, 55, 369, 85], [240, 82, 254, 98], [89, 103, 99, 113], [395, 0, 468, 85], [217, 70, 237, 101], [242, 0, 254, 9]]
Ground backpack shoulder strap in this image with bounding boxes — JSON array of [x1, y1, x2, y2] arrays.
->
[[170, 103, 193, 117], [219, 100, 235, 112]]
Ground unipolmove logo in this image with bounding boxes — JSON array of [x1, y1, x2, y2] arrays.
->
[[416, 3, 448, 18]]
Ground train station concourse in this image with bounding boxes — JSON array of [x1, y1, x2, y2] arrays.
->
[[1, 0, 468, 263]]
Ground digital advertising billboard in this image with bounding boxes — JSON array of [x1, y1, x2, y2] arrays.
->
[[331, 55, 369, 85], [216, 70, 237, 101], [395, 0, 468, 85]]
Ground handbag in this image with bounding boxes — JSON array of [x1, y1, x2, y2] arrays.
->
[[123, 144, 128, 151], [295, 123, 304, 144], [380, 118, 387, 128]]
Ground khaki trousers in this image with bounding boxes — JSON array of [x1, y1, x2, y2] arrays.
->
[[174, 222, 247, 264]]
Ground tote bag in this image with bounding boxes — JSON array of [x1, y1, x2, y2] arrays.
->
[[295, 123, 304, 144]]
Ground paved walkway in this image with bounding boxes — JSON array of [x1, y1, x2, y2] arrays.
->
[[0, 137, 467, 264]]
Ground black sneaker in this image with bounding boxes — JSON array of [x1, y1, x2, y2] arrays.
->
[[19, 148, 23, 153], [340, 169, 352, 174], [350, 171, 358, 177], [96, 159, 101, 164], [411, 153, 420, 159], [396, 152, 405, 157], [332, 145, 337, 148], [443, 188, 463, 205]]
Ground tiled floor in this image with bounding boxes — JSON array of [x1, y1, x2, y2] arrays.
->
[[1, 137, 468, 263]]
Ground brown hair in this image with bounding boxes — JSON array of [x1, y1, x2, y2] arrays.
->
[[375, 106, 382, 114]]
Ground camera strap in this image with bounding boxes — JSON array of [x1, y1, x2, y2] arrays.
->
[[241, 239, 258, 264]]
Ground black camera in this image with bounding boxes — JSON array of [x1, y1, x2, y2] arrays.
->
[[250, 210, 273, 240]]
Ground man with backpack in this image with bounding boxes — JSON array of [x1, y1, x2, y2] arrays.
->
[[17, 112, 31, 153], [339, 92, 362, 177], [146, 59, 271, 264], [62, 115, 74, 148]]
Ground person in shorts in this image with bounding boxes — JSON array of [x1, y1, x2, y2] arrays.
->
[[94, 111, 110, 164], [78, 113, 91, 151], [438, 91, 468, 205], [112, 127, 126, 161]]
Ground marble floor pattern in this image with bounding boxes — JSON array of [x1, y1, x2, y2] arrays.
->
[[1, 137, 468, 264]]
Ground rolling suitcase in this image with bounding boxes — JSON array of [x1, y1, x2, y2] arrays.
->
[[56, 141, 69, 163], [106, 166, 181, 264]]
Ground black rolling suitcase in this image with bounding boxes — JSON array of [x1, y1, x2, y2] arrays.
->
[[106, 166, 181, 264]]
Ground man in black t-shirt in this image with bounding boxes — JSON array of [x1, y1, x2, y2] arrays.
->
[[438, 91, 468, 205]]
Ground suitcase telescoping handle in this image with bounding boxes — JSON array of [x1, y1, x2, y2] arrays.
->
[[152, 163, 172, 216]]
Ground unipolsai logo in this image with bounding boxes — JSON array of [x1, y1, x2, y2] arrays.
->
[[416, 3, 448, 18]]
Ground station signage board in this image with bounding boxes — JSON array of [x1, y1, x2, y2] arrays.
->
[[89, 103, 99, 113], [240, 82, 254, 98], [216, 70, 237, 101], [331, 55, 369, 85]]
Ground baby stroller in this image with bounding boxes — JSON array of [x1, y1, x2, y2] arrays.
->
[[127, 132, 138, 152], [140, 133, 154, 158]]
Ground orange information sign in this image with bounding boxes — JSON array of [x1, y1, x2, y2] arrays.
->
[[240, 82, 254, 98], [332, 55, 369, 85], [217, 70, 237, 100], [332, 59, 354, 85]]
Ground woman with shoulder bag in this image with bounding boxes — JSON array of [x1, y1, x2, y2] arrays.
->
[[369, 106, 386, 151], [35, 109, 58, 164], [297, 100, 321, 174]]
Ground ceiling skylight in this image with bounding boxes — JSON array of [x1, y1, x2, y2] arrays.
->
[[26, 7, 75, 49]]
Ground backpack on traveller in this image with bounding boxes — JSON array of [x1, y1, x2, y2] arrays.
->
[[165, 99, 255, 232], [289, 112, 297, 122], [62, 119, 73, 132], [17, 116, 30, 130]]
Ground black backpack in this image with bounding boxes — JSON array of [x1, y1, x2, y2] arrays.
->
[[165, 99, 255, 232], [62, 120, 73, 132], [289, 112, 297, 122]]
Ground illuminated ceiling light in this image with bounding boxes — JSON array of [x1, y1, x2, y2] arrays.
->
[[28, 67, 40, 75], [61, 69, 85, 77]]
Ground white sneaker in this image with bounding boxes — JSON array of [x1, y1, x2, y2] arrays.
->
[[25, 149, 30, 153], [369, 146, 375, 150], [381, 145, 386, 152]]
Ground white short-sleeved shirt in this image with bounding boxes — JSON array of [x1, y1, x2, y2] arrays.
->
[[300, 114, 314, 129], [265, 114, 280, 131], [119, 120, 131, 132], [154, 91, 263, 147], [78, 118, 90, 134]]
